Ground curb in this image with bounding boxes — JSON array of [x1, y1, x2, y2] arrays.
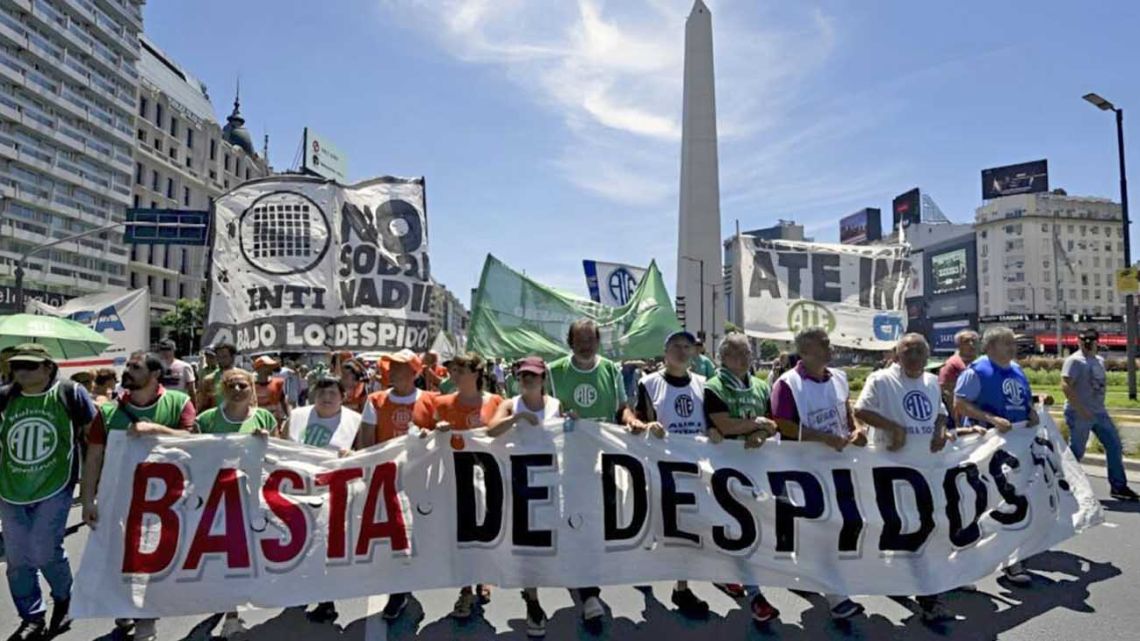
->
[[1081, 452, 1140, 474]]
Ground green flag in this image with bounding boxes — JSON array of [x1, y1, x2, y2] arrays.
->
[[467, 255, 682, 361]]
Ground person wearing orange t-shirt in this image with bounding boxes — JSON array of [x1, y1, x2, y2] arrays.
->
[[357, 349, 433, 622], [427, 352, 502, 620], [340, 359, 369, 413], [253, 356, 291, 432]]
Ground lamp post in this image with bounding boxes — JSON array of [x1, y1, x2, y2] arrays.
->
[[1084, 92, 1135, 399], [680, 255, 706, 342]]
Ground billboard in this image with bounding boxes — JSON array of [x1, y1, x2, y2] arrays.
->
[[931, 318, 972, 354], [302, 127, 348, 183], [906, 250, 924, 298], [0, 285, 72, 312], [930, 248, 969, 296], [27, 289, 150, 375], [892, 188, 921, 230], [582, 260, 648, 307], [839, 208, 881, 245], [982, 159, 1048, 200]]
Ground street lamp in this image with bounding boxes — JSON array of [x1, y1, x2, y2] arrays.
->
[[1083, 92, 1135, 399], [680, 255, 706, 341]]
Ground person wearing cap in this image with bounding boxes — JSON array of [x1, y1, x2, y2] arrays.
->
[[486, 355, 561, 637], [83, 350, 196, 641], [197, 342, 238, 412], [0, 344, 99, 641], [155, 338, 197, 400], [630, 330, 711, 618], [689, 339, 716, 379], [545, 318, 642, 627], [357, 348, 436, 620], [253, 355, 291, 431], [1064, 328, 1139, 501]]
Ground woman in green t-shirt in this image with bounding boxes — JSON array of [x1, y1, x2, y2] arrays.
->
[[195, 369, 277, 436]]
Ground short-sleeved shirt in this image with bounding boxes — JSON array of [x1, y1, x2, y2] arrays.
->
[[770, 362, 831, 425], [361, 388, 436, 443], [938, 354, 968, 390], [159, 358, 196, 394], [954, 356, 1032, 425], [1062, 351, 1107, 414], [703, 370, 771, 440], [855, 364, 947, 453], [433, 392, 503, 430], [0, 381, 97, 504], [92, 386, 195, 445], [547, 355, 626, 421], [195, 406, 278, 434], [288, 405, 361, 450]]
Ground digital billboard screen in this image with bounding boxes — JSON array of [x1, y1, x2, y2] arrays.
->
[[931, 248, 969, 296], [839, 208, 881, 245], [981, 159, 1048, 200], [892, 188, 921, 230]]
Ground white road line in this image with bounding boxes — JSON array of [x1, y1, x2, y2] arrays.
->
[[363, 595, 389, 641]]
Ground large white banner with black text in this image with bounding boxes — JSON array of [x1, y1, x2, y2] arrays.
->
[[732, 236, 912, 349], [203, 175, 431, 353], [73, 415, 1101, 619]]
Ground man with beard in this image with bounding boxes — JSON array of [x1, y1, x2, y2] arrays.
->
[[82, 351, 195, 641]]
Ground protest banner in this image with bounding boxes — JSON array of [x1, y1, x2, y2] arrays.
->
[[202, 175, 431, 354], [583, 260, 648, 307], [73, 414, 1100, 619], [467, 255, 681, 360], [731, 236, 912, 349], [27, 288, 150, 375]]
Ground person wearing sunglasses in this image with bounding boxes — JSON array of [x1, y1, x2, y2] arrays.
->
[[195, 369, 278, 436], [1063, 328, 1139, 501], [83, 351, 196, 641], [0, 344, 99, 641]]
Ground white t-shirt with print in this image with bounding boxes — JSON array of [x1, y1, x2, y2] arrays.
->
[[855, 364, 947, 453], [288, 406, 362, 451]]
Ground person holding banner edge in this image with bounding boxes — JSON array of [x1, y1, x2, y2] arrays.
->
[[953, 326, 1040, 586], [770, 327, 867, 621]]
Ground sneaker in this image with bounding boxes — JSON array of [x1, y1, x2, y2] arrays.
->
[[1111, 486, 1140, 502], [7, 619, 46, 641], [451, 590, 477, 619], [134, 619, 157, 641], [921, 599, 954, 623], [307, 602, 338, 623], [829, 598, 865, 620], [49, 598, 71, 634], [524, 596, 547, 638], [749, 594, 780, 623], [220, 615, 246, 639], [1003, 562, 1032, 586], [581, 596, 605, 623], [671, 588, 710, 618], [714, 583, 747, 599], [382, 593, 409, 621]]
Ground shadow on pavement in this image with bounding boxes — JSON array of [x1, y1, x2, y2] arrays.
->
[[1100, 498, 1140, 514]]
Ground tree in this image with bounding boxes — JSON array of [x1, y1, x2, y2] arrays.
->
[[159, 298, 205, 354]]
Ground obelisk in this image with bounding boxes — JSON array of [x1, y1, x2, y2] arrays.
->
[[676, 0, 723, 346]]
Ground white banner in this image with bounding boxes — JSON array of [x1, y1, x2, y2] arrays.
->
[[733, 237, 910, 349], [28, 288, 149, 376], [583, 260, 648, 307], [73, 415, 1100, 619], [203, 176, 432, 353]]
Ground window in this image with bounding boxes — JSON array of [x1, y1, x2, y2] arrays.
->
[[1081, 274, 1089, 286], [224, 179, 230, 189], [1094, 273, 1102, 286], [1080, 225, 1086, 236], [1091, 226, 1099, 235], [151, 200, 157, 209], [154, 137, 162, 152], [169, 117, 178, 137], [178, 282, 185, 299], [1107, 242, 1114, 252], [981, 244, 988, 257], [209, 138, 217, 160], [162, 246, 170, 269], [151, 170, 159, 191], [224, 154, 231, 171], [135, 162, 143, 184], [154, 103, 163, 129], [1095, 290, 1102, 300], [137, 128, 146, 142], [980, 230, 987, 239], [132, 194, 139, 208], [1068, 225, 1074, 233], [983, 292, 989, 305], [184, 156, 192, 169], [162, 279, 169, 298], [185, 128, 193, 149], [138, 95, 147, 118], [183, 186, 190, 206], [1110, 291, 1116, 303], [168, 147, 177, 161], [1094, 256, 1101, 267], [1044, 289, 1052, 301], [1042, 224, 1049, 232], [165, 177, 174, 199], [130, 244, 137, 261], [1070, 289, 1077, 300], [180, 249, 188, 274], [1068, 240, 1074, 251], [1082, 290, 1089, 301], [147, 275, 154, 291], [209, 169, 217, 180], [245, 167, 250, 181], [1044, 271, 1050, 282], [130, 273, 137, 288]]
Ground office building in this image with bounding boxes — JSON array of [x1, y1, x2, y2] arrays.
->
[[0, 0, 145, 310]]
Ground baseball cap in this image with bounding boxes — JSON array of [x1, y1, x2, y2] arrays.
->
[[156, 338, 176, 351], [664, 330, 697, 348], [1079, 328, 1100, 341], [253, 355, 280, 370], [514, 356, 547, 376], [382, 349, 423, 374], [5, 343, 54, 364]]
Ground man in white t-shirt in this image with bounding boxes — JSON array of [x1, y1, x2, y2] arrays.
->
[[156, 338, 197, 400], [854, 332, 953, 622]]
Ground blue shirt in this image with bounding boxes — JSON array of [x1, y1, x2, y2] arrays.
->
[[954, 356, 1032, 425]]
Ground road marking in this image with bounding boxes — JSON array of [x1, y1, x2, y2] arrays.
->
[[363, 595, 388, 641]]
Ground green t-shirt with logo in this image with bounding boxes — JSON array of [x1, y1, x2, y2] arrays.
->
[[547, 356, 626, 421], [690, 354, 716, 378], [0, 383, 89, 504], [195, 406, 278, 434], [705, 368, 771, 423], [101, 389, 192, 432]]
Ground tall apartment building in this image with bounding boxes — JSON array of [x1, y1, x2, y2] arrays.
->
[[428, 281, 468, 342], [130, 36, 269, 329], [975, 190, 1126, 345], [0, 0, 144, 310]]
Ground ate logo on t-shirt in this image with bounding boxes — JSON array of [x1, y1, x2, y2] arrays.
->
[[903, 390, 933, 422], [674, 394, 694, 418], [574, 384, 598, 408], [5, 418, 58, 465], [1002, 378, 1025, 406]]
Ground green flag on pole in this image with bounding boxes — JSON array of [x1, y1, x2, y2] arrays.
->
[[467, 255, 683, 361]]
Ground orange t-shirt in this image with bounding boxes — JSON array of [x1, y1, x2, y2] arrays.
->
[[362, 388, 436, 443], [344, 382, 368, 413], [434, 392, 503, 430], [256, 378, 286, 417]]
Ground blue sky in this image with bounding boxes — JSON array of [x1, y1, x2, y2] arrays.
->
[[144, 0, 1140, 305]]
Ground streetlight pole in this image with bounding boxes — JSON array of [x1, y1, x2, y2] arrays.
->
[[11, 221, 124, 311], [1084, 92, 1134, 399], [681, 255, 706, 342]]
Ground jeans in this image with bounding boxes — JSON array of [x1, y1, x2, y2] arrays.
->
[[1065, 408, 1128, 491], [0, 487, 74, 621]]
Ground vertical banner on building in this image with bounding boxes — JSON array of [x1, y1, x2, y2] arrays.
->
[[27, 289, 150, 375], [203, 176, 432, 353], [733, 237, 909, 349], [582, 260, 648, 307]]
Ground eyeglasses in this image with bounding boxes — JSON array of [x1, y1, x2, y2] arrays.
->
[[126, 363, 146, 371], [225, 381, 251, 389], [9, 362, 42, 372]]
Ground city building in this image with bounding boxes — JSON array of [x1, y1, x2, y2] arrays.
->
[[975, 189, 1126, 350], [131, 36, 270, 331], [0, 0, 145, 311], [428, 280, 468, 345]]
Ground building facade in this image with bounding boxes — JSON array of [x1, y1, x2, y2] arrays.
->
[[0, 0, 144, 310], [428, 281, 468, 344], [131, 36, 269, 329], [975, 190, 1126, 348]]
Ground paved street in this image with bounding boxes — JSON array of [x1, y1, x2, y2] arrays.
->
[[0, 469, 1135, 641]]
